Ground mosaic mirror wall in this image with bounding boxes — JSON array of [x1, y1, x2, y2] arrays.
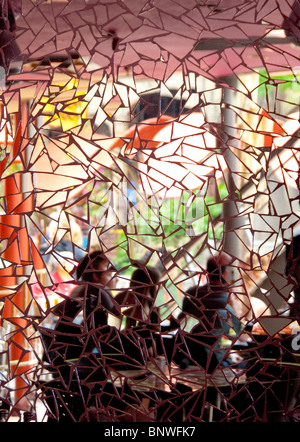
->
[[0, 0, 299, 422]]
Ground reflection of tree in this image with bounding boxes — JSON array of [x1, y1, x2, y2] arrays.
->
[[258, 69, 300, 115], [114, 182, 227, 270]]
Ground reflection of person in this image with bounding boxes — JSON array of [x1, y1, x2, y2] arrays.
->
[[178, 253, 243, 366], [115, 265, 161, 360], [52, 251, 121, 328], [239, 238, 300, 422], [285, 235, 300, 319], [41, 251, 121, 379], [116, 266, 161, 330]]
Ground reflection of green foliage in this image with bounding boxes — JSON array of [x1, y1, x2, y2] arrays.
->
[[258, 69, 300, 102], [114, 183, 227, 267], [114, 230, 130, 271], [1, 161, 22, 177], [85, 171, 228, 268]]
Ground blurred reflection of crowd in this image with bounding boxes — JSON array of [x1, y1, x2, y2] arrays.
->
[[32, 220, 299, 422]]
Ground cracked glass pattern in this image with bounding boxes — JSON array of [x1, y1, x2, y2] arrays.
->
[[0, 0, 299, 423]]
